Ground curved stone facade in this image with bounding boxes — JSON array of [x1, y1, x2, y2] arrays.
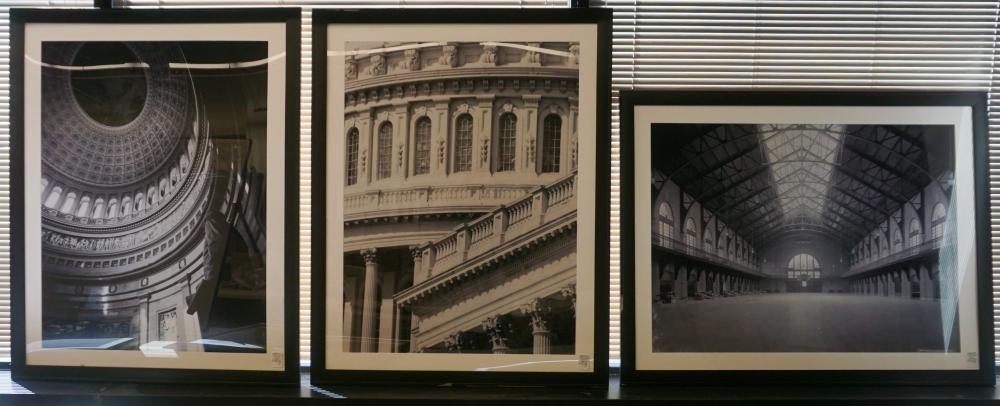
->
[[342, 41, 579, 354]]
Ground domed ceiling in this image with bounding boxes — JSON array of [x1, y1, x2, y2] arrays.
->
[[41, 42, 195, 188]]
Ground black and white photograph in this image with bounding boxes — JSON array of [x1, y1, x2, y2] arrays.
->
[[13, 10, 299, 383], [648, 123, 958, 353], [40, 40, 270, 354], [621, 91, 994, 386], [340, 40, 580, 355], [312, 9, 610, 383]]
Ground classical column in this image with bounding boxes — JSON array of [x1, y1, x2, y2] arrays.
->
[[343, 276, 357, 351], [410, 246, 425, 284], [360, 248, 380, 352], [482, 314, 512, 354], [521, 298, 553, 355], [377, 270, 396, 353]]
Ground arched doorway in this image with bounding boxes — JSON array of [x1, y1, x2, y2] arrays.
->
[[786, 253, 822, 293]]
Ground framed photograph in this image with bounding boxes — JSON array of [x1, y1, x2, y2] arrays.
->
[[311, 9, 611, 385], [11, 9, 300, 384], [620, 91, 994, 385]]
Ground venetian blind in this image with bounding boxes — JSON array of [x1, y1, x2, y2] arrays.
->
[[120, 1, 568, 364], [593, 0, 1000, 362], [0, 0, 94, 362]]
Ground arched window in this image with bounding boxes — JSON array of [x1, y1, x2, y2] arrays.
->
[[497, 113, 517, 172], [76, 196, 91, 218], [107, 199, 119, 219], [931, 203, 947, 239], [377, 122, 393, 180], [893, 229, 902, 251], [44, 186, 62, 209], [454, 114, 473, 172], [541, 115, 561, 173], [703, 229, 714, 252], [656, 202, 674, 242], [345, 128, 359, 185], [59, 192, 77, 214], [122, 196, 132, 216], [684, 217, 697, 248], [909, 218, 922, 247], [788, 253, 819, 269], [414, 117, 432, 175], [92, 198, 105, 220]]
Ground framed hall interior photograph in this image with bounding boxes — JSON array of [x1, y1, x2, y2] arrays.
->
[[10, 9, 301, 384], [310, 8, 611, 385], [619, 91, 995, 386]]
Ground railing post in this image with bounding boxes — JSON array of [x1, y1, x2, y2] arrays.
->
[[493, 206, 508, 245], [422, 245, 435, 279], [532, 186, 547, 227], [457, 227, 470, 261]]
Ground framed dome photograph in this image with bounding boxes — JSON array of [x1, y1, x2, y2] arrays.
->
[[10, 8, 301, 384]]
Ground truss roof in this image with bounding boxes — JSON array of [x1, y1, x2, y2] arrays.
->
[[651, 123, 952, 249]]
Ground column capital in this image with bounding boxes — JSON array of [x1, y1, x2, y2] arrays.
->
[[443, 330, 469, 353], [410, 245, 423, 260], [361, 248, 378, 265], [560, 284, 576, 310], [481, 314, 512, 354], [520, 298, 552, 333]]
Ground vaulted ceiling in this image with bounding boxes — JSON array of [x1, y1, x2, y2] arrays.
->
[[651, 123, 953, 250]]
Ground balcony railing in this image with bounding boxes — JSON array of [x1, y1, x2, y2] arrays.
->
[[651, 232, 764, 276], [344, 183, 544, 220], [417, 171, 577, 281], [844, 236, 945, 277]]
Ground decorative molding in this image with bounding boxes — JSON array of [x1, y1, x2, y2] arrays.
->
[[345, 55, 358, 80], [369, 53, 387, 76], [481, 314, 512, 353], [361, 248, 378, 265], [439, 43, 459, 68], [480, 44, 499, 65], [401, 49, 421, 72]]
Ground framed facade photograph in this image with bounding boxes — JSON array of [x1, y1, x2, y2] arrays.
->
[[311, 9, 610, 385], [11, 9, 300, 383], [620, 91, 994, 385]]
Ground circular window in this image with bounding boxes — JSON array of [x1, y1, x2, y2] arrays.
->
[[70, 42, 147, 127]]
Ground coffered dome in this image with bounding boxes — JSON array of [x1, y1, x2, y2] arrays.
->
[[41, 42, 195, 188]]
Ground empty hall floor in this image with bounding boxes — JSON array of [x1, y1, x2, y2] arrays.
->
[[652, 293, 959, 353]]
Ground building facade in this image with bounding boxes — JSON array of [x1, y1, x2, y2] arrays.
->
[[342, 42, 580, 354]]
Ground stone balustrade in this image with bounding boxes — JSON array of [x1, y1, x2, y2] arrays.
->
[[418, 171, 576, 280]]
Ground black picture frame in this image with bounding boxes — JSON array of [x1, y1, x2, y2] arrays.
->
[[11, 8, 301, 385], [619, 90, 994, 386], [310, 8, 611, 386]]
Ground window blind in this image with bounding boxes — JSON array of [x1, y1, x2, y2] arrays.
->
[[0, 0, 95, 362], [593, 0, 1000, 362]]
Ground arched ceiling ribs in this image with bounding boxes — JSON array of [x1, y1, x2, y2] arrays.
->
[[650, 123, 938, 250]]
